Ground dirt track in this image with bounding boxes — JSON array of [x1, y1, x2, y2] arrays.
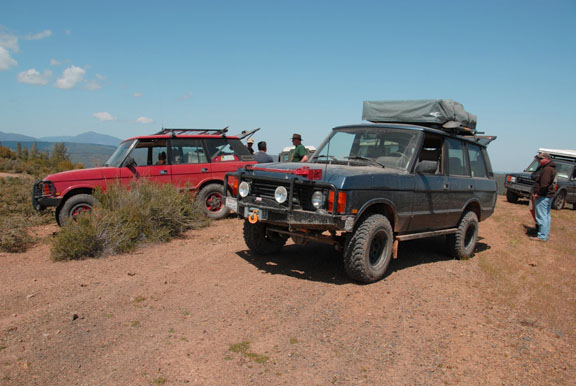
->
[[1, 197, 575, 385]]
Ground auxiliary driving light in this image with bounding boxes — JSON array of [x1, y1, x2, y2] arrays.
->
[[311, 191, 325, 209], [239, 181, 250, 197], [274, 186, 288, 203]]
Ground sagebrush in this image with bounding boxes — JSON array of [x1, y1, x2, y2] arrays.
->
[[50, 181, 210, 261]]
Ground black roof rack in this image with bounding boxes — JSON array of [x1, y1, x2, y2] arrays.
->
[[154, 127, 229, 136]]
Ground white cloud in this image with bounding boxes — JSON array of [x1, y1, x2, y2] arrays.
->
[[133, 92, 143, 97], [136, 116, 153, 124], [95, 73, 105, 80], [85, 80, 102, 90], [93, 112, 116, 121], [17, 68, 52, 85], [24, 30, 52, 40], [0, 46, 17, 70], [55, 65, 85, 89], [181, 91, 193, 100], [0, 33, 19, 52], [50, 58, 61, 66]]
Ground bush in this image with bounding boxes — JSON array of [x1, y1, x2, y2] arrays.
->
[[0, 216, 35, 253], [50, 181, 210, 261]]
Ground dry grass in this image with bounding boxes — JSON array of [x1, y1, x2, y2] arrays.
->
[[478, 197, 576, 339]]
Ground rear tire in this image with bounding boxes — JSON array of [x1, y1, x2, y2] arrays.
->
[[197, 183, 230, 220], [58, 194, 96, 226], [447, 211, 479, 259], [506, 189, 519, 204], [243, 221, 286, 255], [552, 191, 566, 210], [343, 214, 393, 284]]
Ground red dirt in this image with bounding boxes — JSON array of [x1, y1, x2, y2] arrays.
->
[[1, 197, 575, 385]]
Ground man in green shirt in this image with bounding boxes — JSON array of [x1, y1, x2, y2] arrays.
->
[[290, 133, 309, 162]]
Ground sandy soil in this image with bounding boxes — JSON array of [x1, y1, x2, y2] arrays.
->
[[1, 197, 575, 385]]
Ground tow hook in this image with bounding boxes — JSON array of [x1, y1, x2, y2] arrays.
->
[[248, 210, 259, 224]]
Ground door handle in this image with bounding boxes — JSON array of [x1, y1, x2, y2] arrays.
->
[[160, 170, 168, 175], [202, 168, 209, 172], [443, 184, 449, 190], [468, 184, 474, 190]]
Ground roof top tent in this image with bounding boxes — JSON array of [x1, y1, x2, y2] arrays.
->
[[539, 148, 576, 161], [362, 99, 478, 135]]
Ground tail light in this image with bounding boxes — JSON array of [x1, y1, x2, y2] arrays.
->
[[328, 191, 346, 214]]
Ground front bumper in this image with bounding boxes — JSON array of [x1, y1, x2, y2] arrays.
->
[[231, 197, 354, 231], [32, 180, 60, 211]]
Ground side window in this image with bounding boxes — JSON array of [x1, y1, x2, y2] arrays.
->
[[446, 138, 469, 176], [555, 163, 572, 179], [170, 139, 207, 164], [418, 133, 444, 174], [205, 138, 253, 162], [130, 139, 168, 166], [468, 144, 487, 178]]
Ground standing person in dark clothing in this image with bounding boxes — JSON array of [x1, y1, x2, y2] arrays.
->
[[246, 138, 255, 154], [253, 141, 274, 163], [290, 133, 308, 162], [531, 151, 557, 241]]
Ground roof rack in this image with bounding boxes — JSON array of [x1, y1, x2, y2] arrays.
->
[[154, 127, 229, 136]]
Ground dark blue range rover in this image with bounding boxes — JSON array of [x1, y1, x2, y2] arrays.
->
[[225, 100, 497, 283]]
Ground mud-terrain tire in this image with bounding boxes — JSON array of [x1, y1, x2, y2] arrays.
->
[[447, 211, 479, 259], [197, 183, 230, 220], [552, 191, 566, 210], [343, 214, 393, 284], [243, 221, 286, 255], [506, 189, 519, 204], [58, 194, 96, 226]]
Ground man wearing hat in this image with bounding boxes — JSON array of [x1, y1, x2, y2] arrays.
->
[[290, 133, 308, 162], [530, 151, 557, 241], [246, 138, 255, 154]]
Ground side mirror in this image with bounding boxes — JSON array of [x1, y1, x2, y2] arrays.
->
[[123, 156, 136, 168], [415, 160, 438, 174]]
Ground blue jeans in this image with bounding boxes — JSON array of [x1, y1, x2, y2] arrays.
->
[[535, 196, 552, 240]]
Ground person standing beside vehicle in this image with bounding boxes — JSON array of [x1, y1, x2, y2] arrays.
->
[[253, 141, 274, 163], [246, 138, 255, 154], [531, 151, 557, 241], [290, 133, 308, 162]]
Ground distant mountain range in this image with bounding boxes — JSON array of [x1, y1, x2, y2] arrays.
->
[[0, 131, 123, 168], [0, 130, 123, 146]]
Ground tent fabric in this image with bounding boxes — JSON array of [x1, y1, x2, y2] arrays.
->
[[362, 99, 477, 131]]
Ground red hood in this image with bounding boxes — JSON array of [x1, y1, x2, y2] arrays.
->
[[45, 167, 110, 182]]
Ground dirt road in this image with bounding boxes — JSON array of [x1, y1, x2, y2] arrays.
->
[[1, 197, 574, 385]]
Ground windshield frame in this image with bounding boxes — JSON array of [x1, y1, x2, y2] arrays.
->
[[310, 126, 422, 171], [105, 139, 137, 167]]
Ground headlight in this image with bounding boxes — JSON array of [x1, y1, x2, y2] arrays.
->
[[510, 176, 516, 183], [275, 186, 288, 203], [239, 181, 250, 197], [311, 191, 325, 209]]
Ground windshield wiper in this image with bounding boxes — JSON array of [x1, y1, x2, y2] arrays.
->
[[345, 156, 385, 168]]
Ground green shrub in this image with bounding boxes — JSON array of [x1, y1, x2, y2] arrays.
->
[[50, 181, 210, 261], [0, 216, 35, 253]]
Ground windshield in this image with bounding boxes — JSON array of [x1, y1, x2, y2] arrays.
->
[[311, 127, 421, 170], [105, 139, 135, 167]]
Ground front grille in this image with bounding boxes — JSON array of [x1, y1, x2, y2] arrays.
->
[[248, 179, 317, 211], [516, 176, 534, 185]]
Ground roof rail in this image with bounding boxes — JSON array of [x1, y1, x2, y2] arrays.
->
[[154, 127, 229, 136]]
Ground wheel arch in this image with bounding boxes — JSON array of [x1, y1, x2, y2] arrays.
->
[[462, 199, 481, 221], [58, 187, 94, 208], [354, 199, 398, 232]]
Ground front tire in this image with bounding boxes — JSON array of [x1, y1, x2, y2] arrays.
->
[[447, 211, 479, 259], [343, 214, 393, 284], [197, 183, 230, 220], [506, 189, 519, 204], [58, 194, 96, 226], [243, 221, 286, 255]]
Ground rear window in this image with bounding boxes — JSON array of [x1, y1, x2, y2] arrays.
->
[[205, 138, 254, 162]]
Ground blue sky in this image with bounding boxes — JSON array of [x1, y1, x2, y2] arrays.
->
[[1, 0, 575, 172]]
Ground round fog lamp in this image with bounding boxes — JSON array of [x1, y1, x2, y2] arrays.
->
[[311, 191, 325, 209], [239, 181, 250, 197], [275, 186, 288, 203]]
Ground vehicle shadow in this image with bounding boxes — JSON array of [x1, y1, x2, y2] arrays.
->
[[235, 236, 491, 285]]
